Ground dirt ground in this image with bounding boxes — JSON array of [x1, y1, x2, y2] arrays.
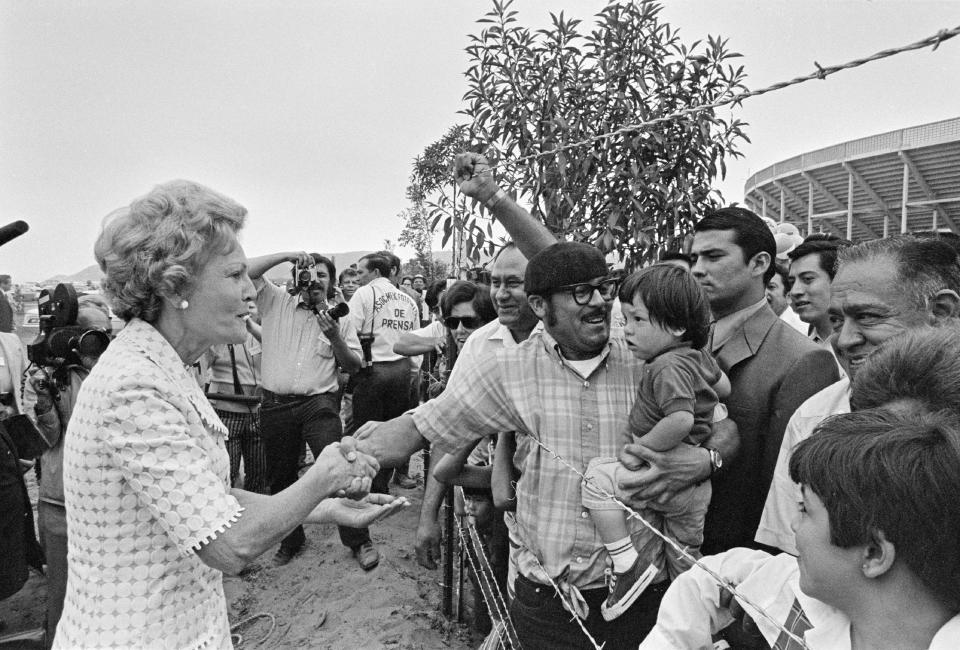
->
[[2, 433, 482, 649]]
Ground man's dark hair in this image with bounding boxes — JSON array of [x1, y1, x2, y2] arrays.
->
[[838, 236, 960, 310], [659, 251, 691, 267], [619, 265, 711, 349], [787, 233, 852, 280], [914, 230, 960, 257], [789, 408, 960, 610], [425, 279, 447, 312], [440, 280, 497, 323], [359, 254, 392, 279], [850, 323, 960, 418], [770, 262, 791, 295], [694, 207, 777, 283], [0, 274, 9, 284], [376, 250, 402, 276]]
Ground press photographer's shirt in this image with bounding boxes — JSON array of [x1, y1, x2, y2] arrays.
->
[[348, 276, 419, 363], [255, 278, 360, 395]]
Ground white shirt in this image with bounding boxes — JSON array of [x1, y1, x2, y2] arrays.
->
[[755, 378, 851, 554], [640, 548, 960, 650], [779, 306, 807, 334], [348, 277, 420, 362]]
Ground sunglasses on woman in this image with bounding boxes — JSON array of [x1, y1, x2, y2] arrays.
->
[[444, 316, 484, 330]]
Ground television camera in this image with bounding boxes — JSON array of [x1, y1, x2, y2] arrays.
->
[[27, 284, 111, 390]]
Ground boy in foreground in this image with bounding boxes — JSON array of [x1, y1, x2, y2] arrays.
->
[[640, 408, 960, 649]]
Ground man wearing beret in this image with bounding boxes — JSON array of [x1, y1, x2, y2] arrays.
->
[[357, 235, 739, 649]]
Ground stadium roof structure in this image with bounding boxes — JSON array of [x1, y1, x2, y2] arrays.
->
[[743, 116, 960, 240]]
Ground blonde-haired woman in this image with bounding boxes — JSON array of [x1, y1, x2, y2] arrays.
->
[[55, 180, 404, 649]]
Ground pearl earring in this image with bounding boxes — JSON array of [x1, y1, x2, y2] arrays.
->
[[179, 300, 189, 310]]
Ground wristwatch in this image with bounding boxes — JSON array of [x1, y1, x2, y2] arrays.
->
[[705, 447, 723, 476]]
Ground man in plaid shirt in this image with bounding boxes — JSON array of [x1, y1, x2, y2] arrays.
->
[[357, 241, 738, 649]]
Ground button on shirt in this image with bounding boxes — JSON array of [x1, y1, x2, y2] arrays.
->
[[256, 279, 361, 395], [348, 277, 419, 363], [412, 329, 653, 591]]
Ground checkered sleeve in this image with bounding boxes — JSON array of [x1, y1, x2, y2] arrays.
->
[[412, 351, 522, 454]]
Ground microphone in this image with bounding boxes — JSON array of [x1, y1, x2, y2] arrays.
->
[[0, 220, 29, 247]]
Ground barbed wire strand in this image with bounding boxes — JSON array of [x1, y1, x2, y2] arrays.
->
[[465, 521, 522, 649], [456, 521, 503, 648], [526, 553, 606, 650], [457, 517, 514, 650], [524, 434, 810, 649], [483, 25, 959, 173], [455, 487, 523, 649]]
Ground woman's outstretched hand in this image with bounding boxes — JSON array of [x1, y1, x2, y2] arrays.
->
[[309, 494, 410, 528]]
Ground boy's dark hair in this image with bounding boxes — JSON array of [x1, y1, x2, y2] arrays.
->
[[618, 264, 711, 349], [440, 280, 497, 324], [787, 233, 852, 280], [359, 254, 392, 279], [694, 207, 777, 283], [789, 408, 960, 610]]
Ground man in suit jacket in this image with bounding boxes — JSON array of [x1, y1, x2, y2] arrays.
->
[[689, 208, 838, 553]]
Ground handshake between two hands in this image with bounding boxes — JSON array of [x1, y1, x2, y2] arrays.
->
[[313, 434, 410, 528]]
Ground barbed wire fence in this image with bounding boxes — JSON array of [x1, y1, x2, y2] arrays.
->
[[432, 21, 960, 650], [482, 24, 959, 174]]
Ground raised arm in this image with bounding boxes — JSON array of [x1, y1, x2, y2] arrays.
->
[[453, 152, 557, 259], [246, 251, 313, 281]]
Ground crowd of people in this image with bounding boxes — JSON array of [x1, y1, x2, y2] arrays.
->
[[0, 149, 958, 650]]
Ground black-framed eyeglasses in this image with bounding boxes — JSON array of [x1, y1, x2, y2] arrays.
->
[[444, 316, 484, 330], [553, 277, 620, 305]]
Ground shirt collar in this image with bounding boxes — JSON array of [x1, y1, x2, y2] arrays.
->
[[537, 328, 613, 377], [711, 298, 769, 352], [487, 320, 544, 346], [119, 318, 227, 436]]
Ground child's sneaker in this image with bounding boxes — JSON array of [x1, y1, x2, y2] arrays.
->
[[600, 557, 659, 621]]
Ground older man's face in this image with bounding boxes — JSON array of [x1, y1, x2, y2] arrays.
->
[[533, 276, 613, 360], [831, 257, 931, 378]]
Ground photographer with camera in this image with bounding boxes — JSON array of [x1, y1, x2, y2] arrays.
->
[[21, 294, 111, 647], [247, 251, 365, 567]]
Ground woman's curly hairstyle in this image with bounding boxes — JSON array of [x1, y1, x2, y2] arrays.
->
[[95, 180, 247, 323]]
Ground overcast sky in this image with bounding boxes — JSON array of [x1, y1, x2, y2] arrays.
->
[[1, 0, 958, 281]]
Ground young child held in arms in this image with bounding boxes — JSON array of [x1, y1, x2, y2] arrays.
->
[[582, 264, 729, 621]]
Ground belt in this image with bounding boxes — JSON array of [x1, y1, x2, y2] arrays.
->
[[261, 389, 314, 405], [514, 572, 668, 605]]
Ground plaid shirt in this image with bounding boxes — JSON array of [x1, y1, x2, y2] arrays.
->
[[412, 329, 659, 591]]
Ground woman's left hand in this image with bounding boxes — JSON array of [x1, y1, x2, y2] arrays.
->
[[316, 494, 409, 528]]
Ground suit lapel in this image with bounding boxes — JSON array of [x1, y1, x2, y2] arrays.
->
[[715, 305, 778, 373]]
